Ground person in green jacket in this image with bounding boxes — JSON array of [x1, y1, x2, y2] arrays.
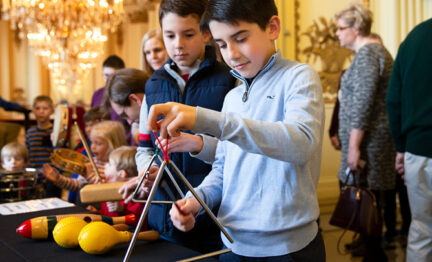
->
[[386, 18, 432, 262]]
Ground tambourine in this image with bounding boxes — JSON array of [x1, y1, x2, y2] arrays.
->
[[52, 104, 69, 147], [51, 148, 90, 175]]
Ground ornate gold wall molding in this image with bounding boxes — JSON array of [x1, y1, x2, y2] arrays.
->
[[274, 0, 299, 60], [8, 22, 14, 101], [294, 0, 300, 60], [364, 0, 370, 8], [123, 0, 160, 23], [301, 17, 352, 103]]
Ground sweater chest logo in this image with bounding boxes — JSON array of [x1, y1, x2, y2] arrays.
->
[[266, 95, 275, 99]]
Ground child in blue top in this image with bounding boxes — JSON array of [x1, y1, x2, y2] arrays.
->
[[25, 95, 59, 197], [147, 0, 325, 261]]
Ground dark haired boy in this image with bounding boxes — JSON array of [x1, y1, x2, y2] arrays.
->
[[147, 0, 325, 260], [117, 0, 235, 254], [106, 68, 148, 125], [91, 55, 126, 108], [90, 55, 137, 145]]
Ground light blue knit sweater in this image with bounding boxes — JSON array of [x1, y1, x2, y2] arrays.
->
[[187, 51, 325, 257]]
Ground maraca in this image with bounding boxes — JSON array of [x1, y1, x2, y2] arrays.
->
[[53, 219, 130, 249], [78, 222, 159, 255], [16, 213, 136, 239], [53, 217, 88, 248]]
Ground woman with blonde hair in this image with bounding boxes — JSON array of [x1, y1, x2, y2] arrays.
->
[[335, 3, 396, 261], [140, 29, 168, 77], [136, 30, 167, 145]]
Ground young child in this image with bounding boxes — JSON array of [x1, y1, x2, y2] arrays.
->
[[1, 142, 32, 200], [98, 146, 144, 217], [25, 95, 57, 197], [25, 95, 54, 168], [72, 106, 106, 155], [66, 106, 106, 203], [1, 142, 28, 170], [42, 121, 127, 192], [147, 0, 325, 260]]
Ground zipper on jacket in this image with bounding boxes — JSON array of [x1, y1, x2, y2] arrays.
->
[[242, 85, 249, 102], [242, 78, 254, 102]]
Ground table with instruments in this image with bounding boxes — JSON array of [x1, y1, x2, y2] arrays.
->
[[0, 205, 217, 262]]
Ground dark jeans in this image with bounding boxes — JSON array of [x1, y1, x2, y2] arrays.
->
[[219, 231, 325, 262]]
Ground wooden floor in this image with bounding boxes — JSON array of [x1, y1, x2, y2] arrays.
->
[[321, 212, 407, 262]]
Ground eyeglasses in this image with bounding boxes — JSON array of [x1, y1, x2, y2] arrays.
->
[[337, 26, 351, 31], [119, 107, 129, 120]]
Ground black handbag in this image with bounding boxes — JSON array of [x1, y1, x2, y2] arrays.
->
[[330, 168, 382, 237]]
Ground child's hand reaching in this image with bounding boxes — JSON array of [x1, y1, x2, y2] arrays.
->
[[86, 205, 98, 213], [169, 198, 201, 232], [119, 166, 159, 203], [84, 162, 103, 183], [42, 164, 60, 183], [106, 201, 124, 213]]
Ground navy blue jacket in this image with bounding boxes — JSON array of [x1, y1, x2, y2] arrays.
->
[[145, 45, 235, 252], [0, 97, 24, 111]]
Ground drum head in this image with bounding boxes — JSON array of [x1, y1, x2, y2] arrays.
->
[[0, 168, 39, 202]]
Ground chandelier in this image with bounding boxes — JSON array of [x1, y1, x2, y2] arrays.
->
[[1, 0, 124, 102]]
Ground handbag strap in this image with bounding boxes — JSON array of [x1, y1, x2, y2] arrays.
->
[[343, 165, 369, 188], [342, 170, 356, 187]]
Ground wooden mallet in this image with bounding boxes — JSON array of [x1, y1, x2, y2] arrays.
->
[[74, 122, 102, 180]]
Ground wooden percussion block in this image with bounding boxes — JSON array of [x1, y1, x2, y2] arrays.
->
[[80, 182, 125, 203]]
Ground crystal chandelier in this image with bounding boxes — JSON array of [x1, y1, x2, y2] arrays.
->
[[1, 0, 124, 102]]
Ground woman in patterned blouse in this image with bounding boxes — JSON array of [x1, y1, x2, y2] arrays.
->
[[335, 3, 396, 261]]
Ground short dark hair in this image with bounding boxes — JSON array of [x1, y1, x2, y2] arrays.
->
[[102, 55, 125, 69], [104, 68, 148, 107], [83, 106, 106, 123], [203, 0, 278, 31], [159, 0, 208, 31]]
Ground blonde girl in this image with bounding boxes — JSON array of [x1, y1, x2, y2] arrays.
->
[[42, 121, 127, 191]]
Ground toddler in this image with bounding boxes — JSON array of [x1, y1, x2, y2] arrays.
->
[[99, 146, 143, 217], [1, 142, 28, 170]]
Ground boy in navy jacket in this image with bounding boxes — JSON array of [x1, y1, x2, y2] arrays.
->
[[115, 0, 235, 253]]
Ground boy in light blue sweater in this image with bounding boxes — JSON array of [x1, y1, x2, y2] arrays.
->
[[147, 0, 325, 260]]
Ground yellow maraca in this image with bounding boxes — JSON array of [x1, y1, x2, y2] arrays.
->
[[53, 217, 88, 248], [78, 221, 159, 255]]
